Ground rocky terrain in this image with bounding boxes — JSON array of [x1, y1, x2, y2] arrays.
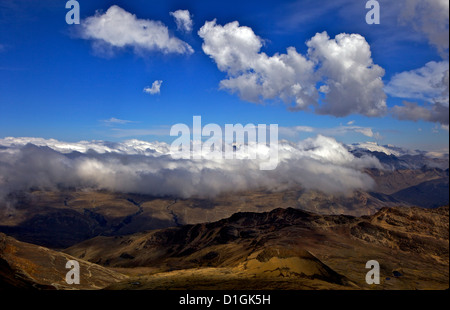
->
[[0, 233, 126, 290], [0, 205, 448, 290]]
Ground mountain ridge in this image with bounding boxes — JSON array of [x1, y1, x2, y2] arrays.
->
[[65, 205, 449, 290]]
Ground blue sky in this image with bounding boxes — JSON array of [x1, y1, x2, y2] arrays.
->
[[0, 0, 448, 151]]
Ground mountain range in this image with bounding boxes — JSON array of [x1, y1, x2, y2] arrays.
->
[[0, 140, 448, 289], [1, 205, 448, 290]]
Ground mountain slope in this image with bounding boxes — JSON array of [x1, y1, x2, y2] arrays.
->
[[65, 206, 449, 290], [391, 177, 449, 208], [0, 233, 127, 290]]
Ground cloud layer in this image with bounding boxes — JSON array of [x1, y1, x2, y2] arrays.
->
[[0, 136, 381, 200], [80, 5, 193, 56], [198, 20, 386, 117]]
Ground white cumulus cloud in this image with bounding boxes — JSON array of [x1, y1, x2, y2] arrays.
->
[[198, 20, 386, 117], [307, 32, 387, 117], [198, 20, 317, 109], [80, 5, 193, 56], [144, 80, 163, 95], [170, 9, 193, 33]]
